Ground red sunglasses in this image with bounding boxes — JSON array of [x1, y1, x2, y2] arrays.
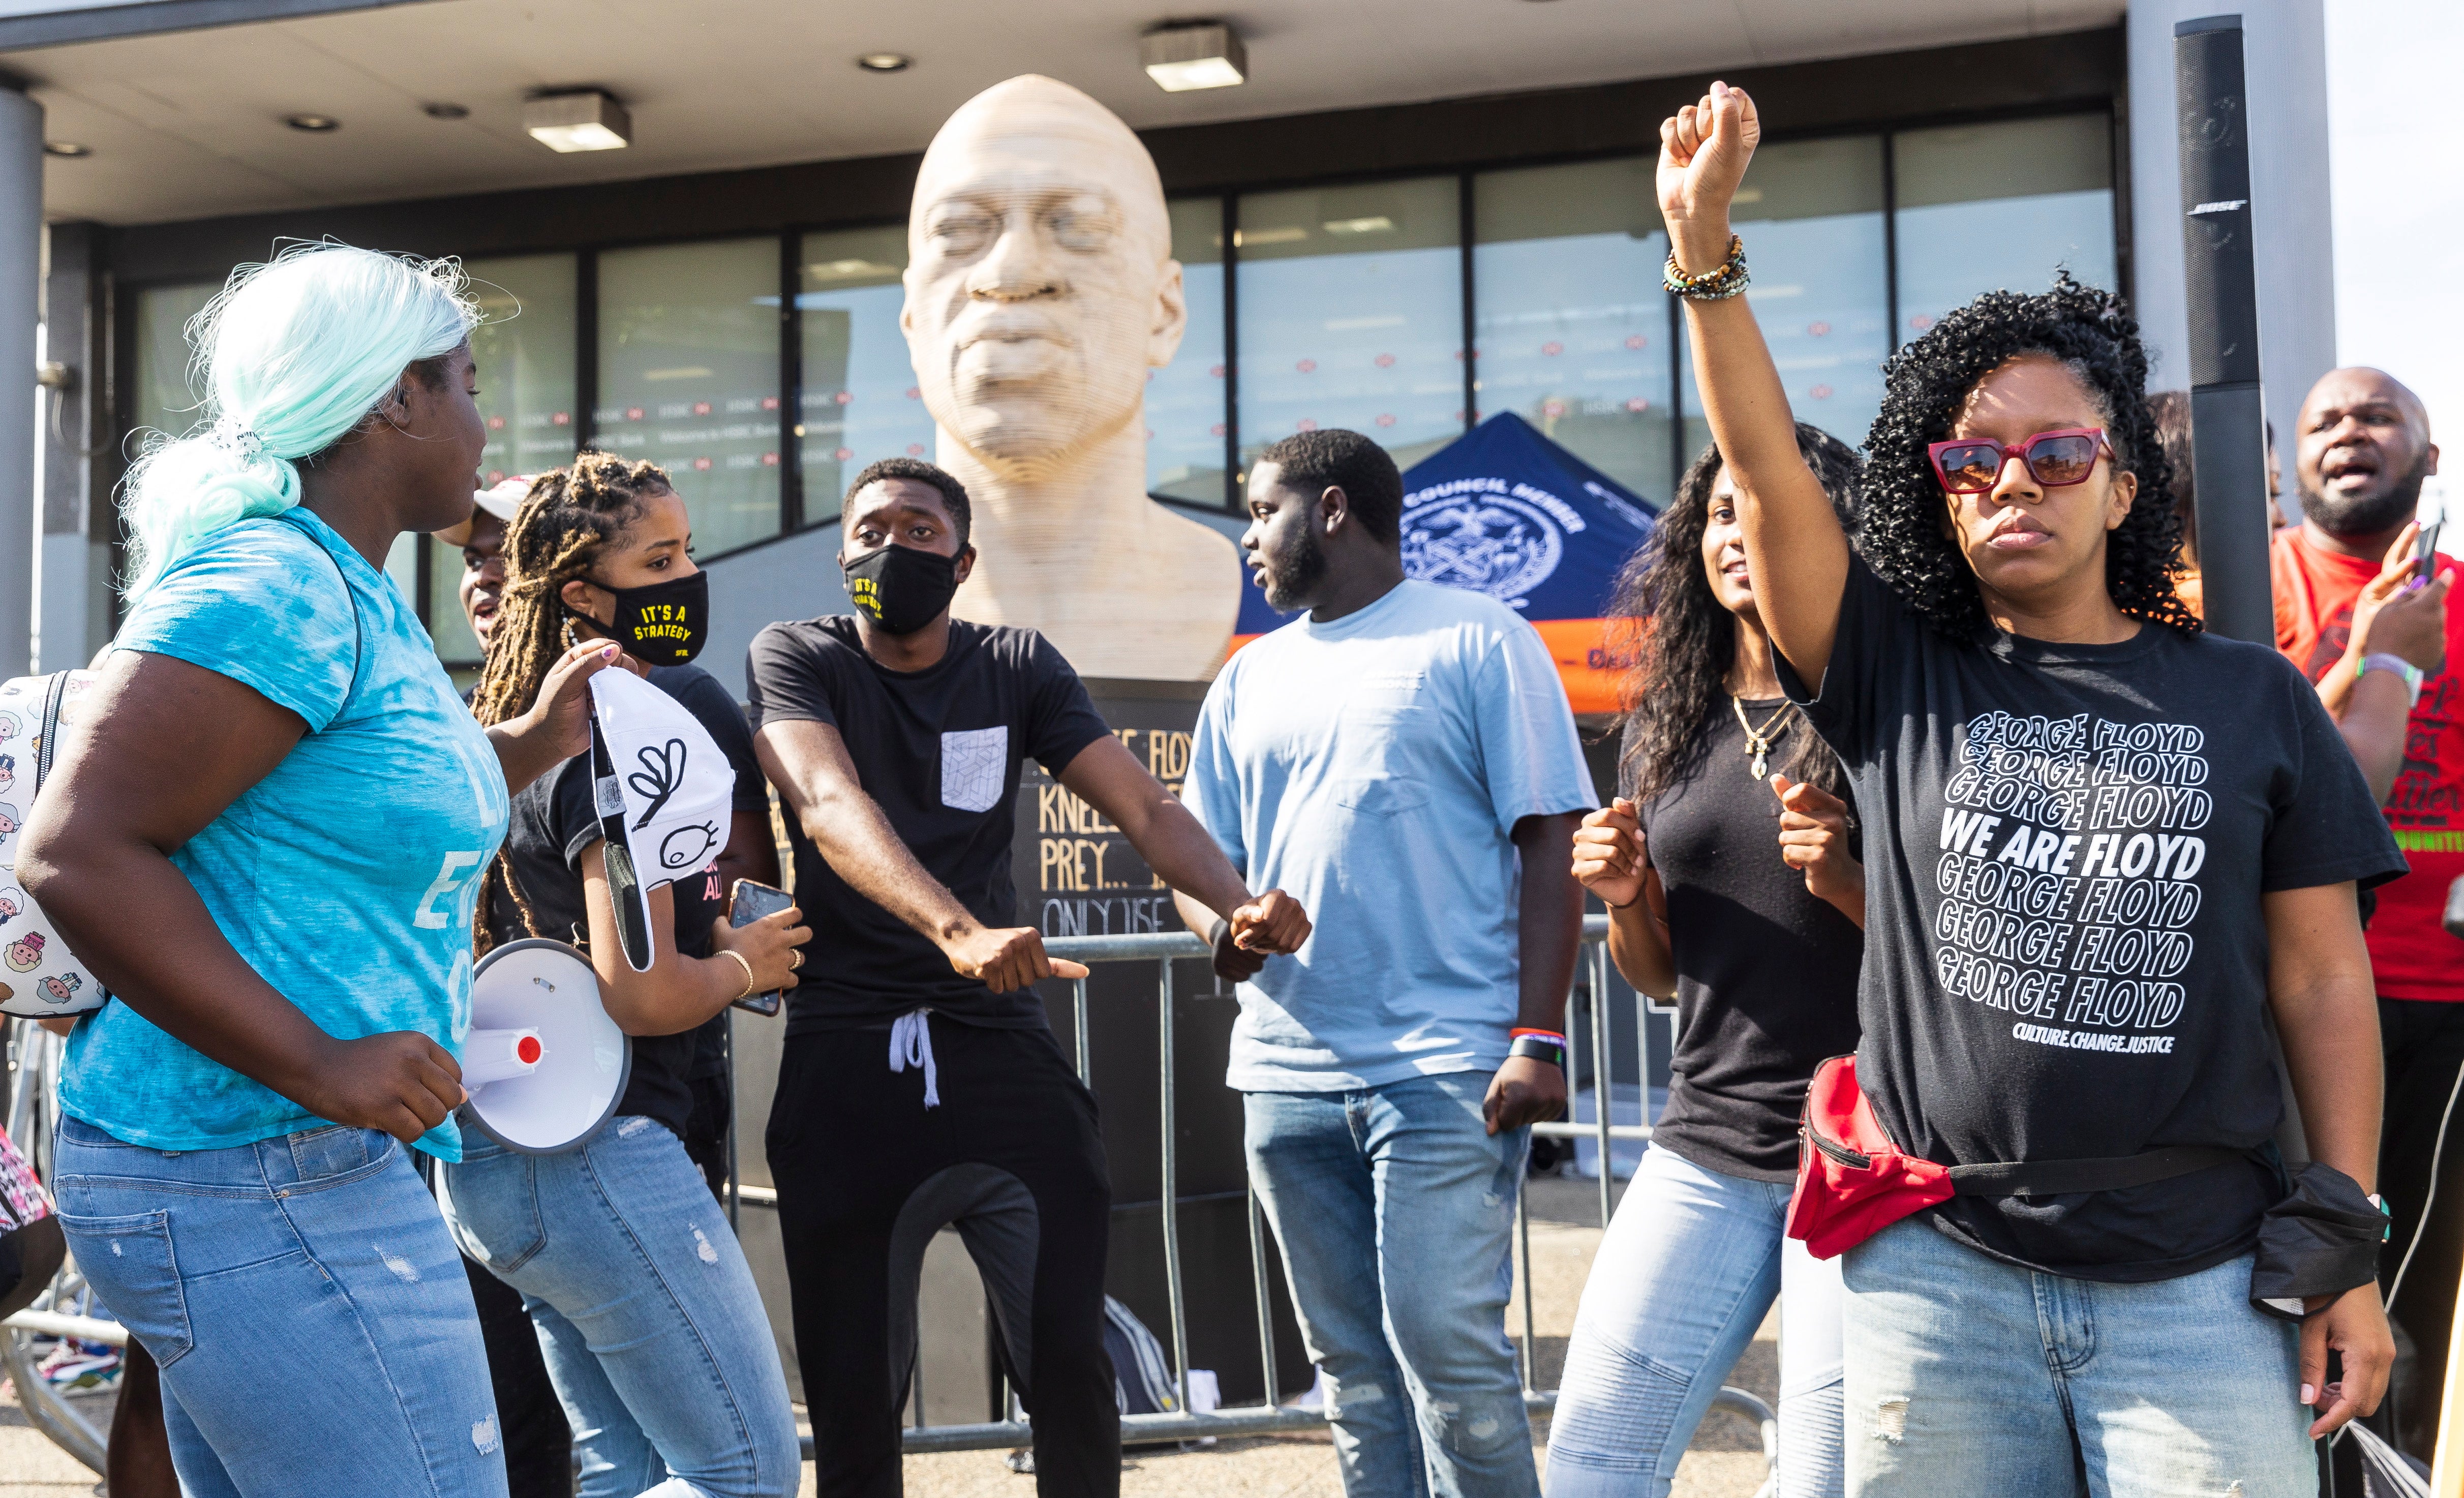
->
[[1927, 428, 2114, 495]]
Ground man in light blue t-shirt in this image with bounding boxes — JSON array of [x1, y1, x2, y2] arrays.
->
[[1178, 430, 1592, 1498]]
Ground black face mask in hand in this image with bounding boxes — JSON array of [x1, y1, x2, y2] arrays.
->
[[589, 568, 709, 667], [843, 545, 959, 636]]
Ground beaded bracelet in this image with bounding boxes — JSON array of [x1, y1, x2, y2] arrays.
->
[[1664, 235, 1750, 301]]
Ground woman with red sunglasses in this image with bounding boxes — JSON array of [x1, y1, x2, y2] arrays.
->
[[1660, 82, 2401, 1494]]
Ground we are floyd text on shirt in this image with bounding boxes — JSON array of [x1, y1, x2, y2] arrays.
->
[[1929, 710, 2210, 1054]]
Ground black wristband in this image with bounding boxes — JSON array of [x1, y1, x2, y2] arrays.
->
[[1509, 1034, 1568, 1071], [1207, 917, 1231, 951]]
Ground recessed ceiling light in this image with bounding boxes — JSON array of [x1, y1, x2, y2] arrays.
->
[[422, 102, 471, 121], [856, 52, 912, 73], [284, 114, 341, 133], [1141, 21, 1246, 91], [42, 141, 90, 159], [523, 90, 631, 153]]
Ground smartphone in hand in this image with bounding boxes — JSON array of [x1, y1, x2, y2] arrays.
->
[[728, 879, 796, 1017]]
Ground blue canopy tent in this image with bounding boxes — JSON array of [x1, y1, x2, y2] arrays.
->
[[1232, 412, 1657, 712]]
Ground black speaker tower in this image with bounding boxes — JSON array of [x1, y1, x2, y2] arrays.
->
[[2175, 14, 2273, 645]]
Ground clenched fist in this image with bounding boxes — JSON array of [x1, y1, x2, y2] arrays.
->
[[1658, 80, 1762, 275], [1571, 799, 1649, 911], [1772, 773, 1863, 925]]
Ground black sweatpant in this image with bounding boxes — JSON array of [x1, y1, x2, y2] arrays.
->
[[2380, 996, 2464, 1456], [767, 1015, 1118, 1498]]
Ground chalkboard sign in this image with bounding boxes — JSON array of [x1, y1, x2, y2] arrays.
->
[[1012, 680, 1206, 942]]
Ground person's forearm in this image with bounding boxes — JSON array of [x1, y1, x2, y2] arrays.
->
[[1821, 862, 1868, 930], [21, 837, 337, 1101], [582, 862, 753, 1036], [483, 711, 570, 800], [2335, 672, 2412, 804], [2267, 885, 2384, 1191], [1603, 898, 1675, 999], [2275, 980, 2384, 1192], [1674, 258, 1847, 684], [1128, 802, 1254, 925], [798, 785, 980, 946], [1514, 820, 1584, 1031]]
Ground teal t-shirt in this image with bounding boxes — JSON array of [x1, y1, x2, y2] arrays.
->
[[59, 510, 509, 1159]]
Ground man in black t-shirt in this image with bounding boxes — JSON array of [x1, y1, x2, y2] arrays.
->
[[748, 459, 1308, 1498]]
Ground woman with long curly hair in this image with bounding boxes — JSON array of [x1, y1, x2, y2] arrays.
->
[[1547, 426, 1862, 1498], [1660, 83, 2404, 1493], [439, 452, 806, 1498]]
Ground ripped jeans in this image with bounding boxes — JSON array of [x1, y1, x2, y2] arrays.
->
[[1843, 1215, 2315, 1497], [1245, 1071, 1538, 1498], [1545, 1144, 1843, 1497], [440, 1116, 800, 1498], [51, 1115, 506, 1498]]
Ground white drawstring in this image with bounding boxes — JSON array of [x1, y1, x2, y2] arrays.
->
[[890, 1008, 940, 1108]]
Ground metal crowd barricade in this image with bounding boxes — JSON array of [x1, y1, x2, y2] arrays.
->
[[0, 917, 1777, 1480], [887, 916, 1778, 1472]]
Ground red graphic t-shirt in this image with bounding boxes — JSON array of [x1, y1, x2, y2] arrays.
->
[[2273, 527, 2464, 1001]]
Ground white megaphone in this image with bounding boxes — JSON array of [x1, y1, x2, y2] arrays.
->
[[459, 939, 631, 1154]]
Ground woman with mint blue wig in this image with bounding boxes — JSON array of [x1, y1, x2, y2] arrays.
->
[[19, 242, 634, 1497]]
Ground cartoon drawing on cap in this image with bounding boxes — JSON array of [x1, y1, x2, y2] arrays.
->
[[660, 822, 720, 873], [627, 739, 687, 828]]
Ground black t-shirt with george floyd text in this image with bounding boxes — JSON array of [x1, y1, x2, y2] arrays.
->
[[1780, 558, 2404, 1282], [744, 616, 1112, 1035]]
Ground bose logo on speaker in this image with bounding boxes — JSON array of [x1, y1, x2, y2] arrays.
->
[[2187, 199, 2248, 216]]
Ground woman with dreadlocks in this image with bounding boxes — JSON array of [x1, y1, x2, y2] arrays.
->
[[1659, 84, 2404, 1492], [440, 452, 805, 1498], [1547, 427, 1862, 1498]]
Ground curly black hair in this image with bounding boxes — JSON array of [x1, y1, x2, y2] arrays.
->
[[1859, 273, 2195, 644], [1610, 424, 1861, 807]]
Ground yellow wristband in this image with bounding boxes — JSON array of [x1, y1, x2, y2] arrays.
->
[[717, 948, 756, 1000]]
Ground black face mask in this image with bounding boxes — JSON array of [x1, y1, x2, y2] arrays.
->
[[587, 568, 708, 666], [843, 545, 959, 636]]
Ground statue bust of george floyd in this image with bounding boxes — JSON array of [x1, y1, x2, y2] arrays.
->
[[901, 74, 1240, 680]]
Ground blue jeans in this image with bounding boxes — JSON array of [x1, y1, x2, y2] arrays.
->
[[1546, 1145, 1843, 1498], [440, 1117, 799, 1498], [1244, 1070, 1537, 1498], [1844, 1215, 2314, 1496], [51, 1115, 505, 1498]]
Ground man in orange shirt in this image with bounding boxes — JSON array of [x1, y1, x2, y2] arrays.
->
[[2273, 366, 2457, 1454]]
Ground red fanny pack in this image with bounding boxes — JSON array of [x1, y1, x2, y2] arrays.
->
[[1785, 1054, 2244, 1261]]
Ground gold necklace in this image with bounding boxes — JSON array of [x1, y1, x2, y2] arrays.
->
[[1731, 695, 1794, 781]]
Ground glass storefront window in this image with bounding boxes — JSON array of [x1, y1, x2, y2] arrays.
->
[[798, 225, 933, 521], [1235, 176, 1465, 474], [1893, 114, 2117, 341], [598, 238, 782, 556], [430, 255, 583, 663], [132, 282, 217, 444], [1681, 135, 1892, 466], [1148, 198, 1228, 507], [1472, 157, 1672, 505], [466, 255, 580, 487]]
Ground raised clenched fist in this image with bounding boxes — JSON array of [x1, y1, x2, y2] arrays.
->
[[1657, 80, 1762, 275]]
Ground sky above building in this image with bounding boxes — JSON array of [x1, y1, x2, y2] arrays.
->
[[2327, 0, 2463, 521]]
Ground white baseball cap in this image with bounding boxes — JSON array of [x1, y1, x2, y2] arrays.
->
[[473, 474, 533, 522], [434, 474, 534, 545]]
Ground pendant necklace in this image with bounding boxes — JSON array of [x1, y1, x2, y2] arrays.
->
[[1731, 695, 1795, 781]]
